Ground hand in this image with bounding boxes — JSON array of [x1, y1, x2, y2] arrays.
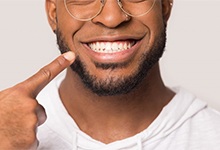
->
[[0, 51, 75, 150]]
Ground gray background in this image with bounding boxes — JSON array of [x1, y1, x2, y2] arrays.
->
[[0, 0, 220, 110]]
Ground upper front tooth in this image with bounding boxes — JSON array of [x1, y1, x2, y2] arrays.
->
[[112, 43, 118, 50], [119, 43, 123, 50], [105, 43, 111, 50], [101, 43, 105, 51], [97, 42, 100, 51], [89, 42, 133, 53]]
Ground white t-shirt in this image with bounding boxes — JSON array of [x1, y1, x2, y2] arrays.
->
[[37, 74, 220, 150]]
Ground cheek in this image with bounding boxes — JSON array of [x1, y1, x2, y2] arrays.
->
[[141, 1, 164, 31], [56, 3, 85, 52], [57, 16, 85, 54], [141, 9, 165, 45]]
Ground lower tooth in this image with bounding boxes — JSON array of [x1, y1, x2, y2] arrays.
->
[[92, 48, 127, 53]]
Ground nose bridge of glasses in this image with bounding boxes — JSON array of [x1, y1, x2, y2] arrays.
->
[[105, 0, 123, 7], [100, 0, 125, 12], [98, 0, 128, 17]]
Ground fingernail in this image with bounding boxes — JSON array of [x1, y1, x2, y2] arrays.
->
[[63, 51, 75, 62]]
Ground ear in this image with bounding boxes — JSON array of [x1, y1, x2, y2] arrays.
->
[[162, 0, 173, 23], [45, 0, 57, 33]]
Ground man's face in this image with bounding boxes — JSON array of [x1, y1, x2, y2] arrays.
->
[[47, 0, 172, 96]]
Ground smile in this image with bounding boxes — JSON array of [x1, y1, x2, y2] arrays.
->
[[87, 41, 136, 54]]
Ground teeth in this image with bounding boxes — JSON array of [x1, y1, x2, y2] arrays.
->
[[88, 41, 135, 53]]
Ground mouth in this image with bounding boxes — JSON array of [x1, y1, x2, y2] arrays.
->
[[82, 36, 143, 63], [87, 40, 136, 54]]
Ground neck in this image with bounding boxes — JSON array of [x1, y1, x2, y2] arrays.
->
[[59, 63, 174, 143]]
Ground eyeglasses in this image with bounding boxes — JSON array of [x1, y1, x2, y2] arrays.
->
[[64, 0, 156, 21]]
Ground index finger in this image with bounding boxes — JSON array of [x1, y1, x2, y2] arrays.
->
[[20, 51, 75, 97]]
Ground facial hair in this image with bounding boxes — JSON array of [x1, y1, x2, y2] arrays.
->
[[56, 26, 167, 96]]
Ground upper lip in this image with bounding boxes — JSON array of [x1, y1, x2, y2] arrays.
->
[[81, 35, 144, 43]]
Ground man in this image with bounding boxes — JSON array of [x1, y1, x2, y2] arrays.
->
[[0, 0, 220, 149]]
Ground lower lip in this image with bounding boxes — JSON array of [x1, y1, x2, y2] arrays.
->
[[83, 41, 142, 63]]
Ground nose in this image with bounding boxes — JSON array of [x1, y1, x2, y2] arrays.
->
[[92, 0, 130, 28]]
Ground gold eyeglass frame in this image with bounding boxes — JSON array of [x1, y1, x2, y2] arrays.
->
[[64, 0, 156, 21]]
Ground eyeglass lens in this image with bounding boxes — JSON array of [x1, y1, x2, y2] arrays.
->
[[64, 0, 155, 21]]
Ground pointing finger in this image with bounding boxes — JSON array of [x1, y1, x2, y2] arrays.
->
[[20, 51, 75, 97]]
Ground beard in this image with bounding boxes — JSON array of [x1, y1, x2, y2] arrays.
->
[[56, 26, 167, 96]]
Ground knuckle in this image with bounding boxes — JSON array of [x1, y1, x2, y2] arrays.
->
[[27, 100, 39, 109], [27, 102, 47, 126], [26, 114, 39, 128], [56, 56, 66, 68], [36, 104, 47, 126], [0, 84, 28, 101], [39, 67, 52, 82], [12, 83, 29, 94]]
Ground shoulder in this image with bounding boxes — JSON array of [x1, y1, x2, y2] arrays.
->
[[167, 88, 220, 148], [174, 99, 220, 149], [191, 105, 220, 132], [182, 106, 220, 149]]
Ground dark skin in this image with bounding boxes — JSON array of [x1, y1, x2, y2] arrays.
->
[[60, 65, 174, 143], [0, 52, 75, 149], [0, 0, 174, 149], [47, 0, 174, 143]]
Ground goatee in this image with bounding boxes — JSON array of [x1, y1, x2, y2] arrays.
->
[[56, 27, 167, 96]]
